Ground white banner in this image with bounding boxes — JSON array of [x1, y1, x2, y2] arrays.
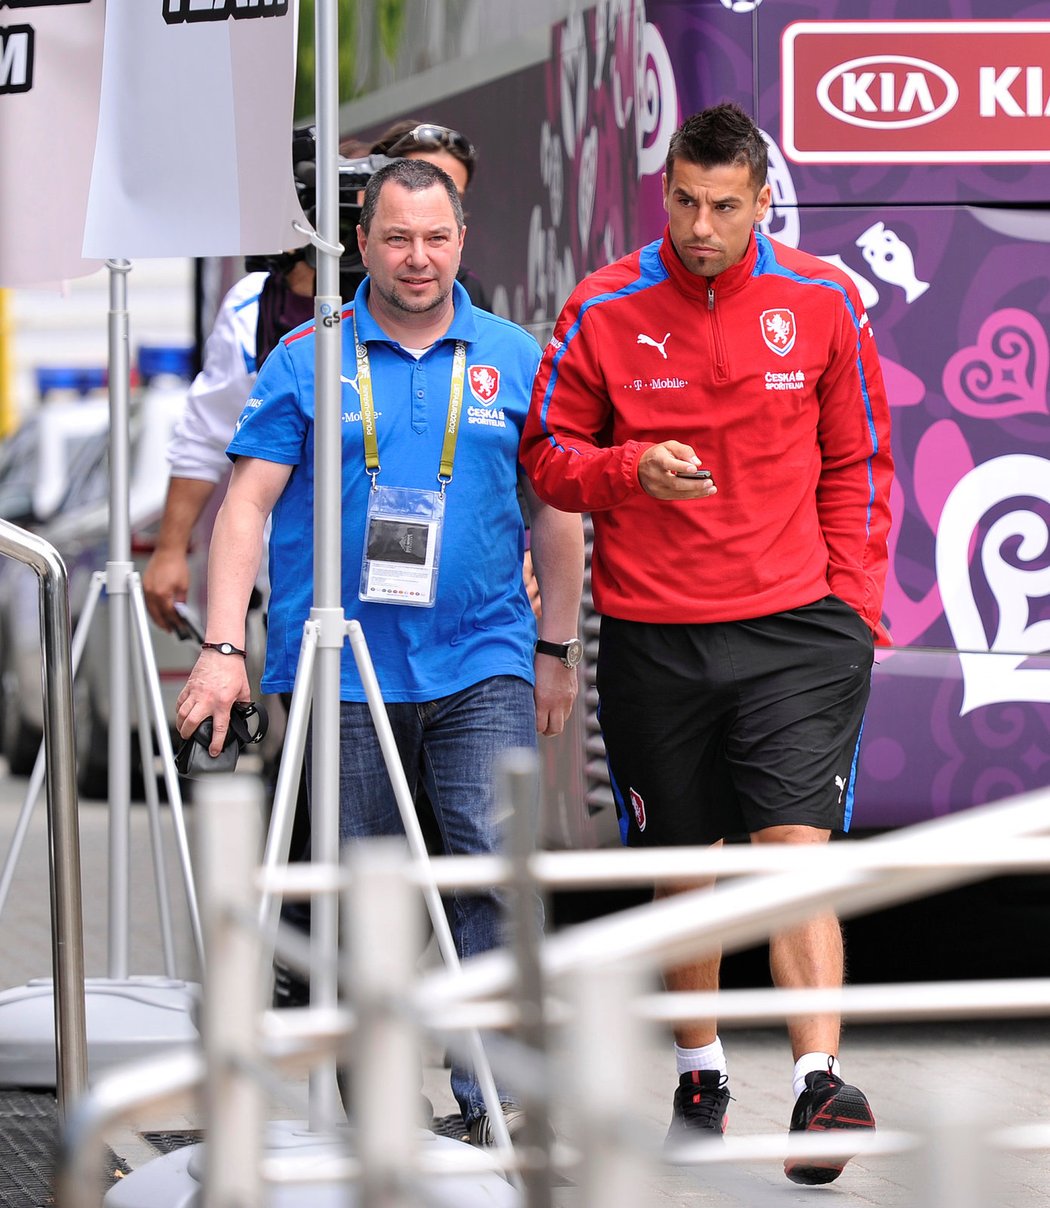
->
[[0, 1, 106, 287], [83, 0, 305, 259]]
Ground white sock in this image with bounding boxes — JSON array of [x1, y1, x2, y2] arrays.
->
[[792, 1052, 840, 1101], [675, 1036, 727, 1078]]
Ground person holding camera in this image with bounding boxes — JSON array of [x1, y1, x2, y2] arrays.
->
[[520, 102, 893, 1185], [176, 157, 584, 1146]]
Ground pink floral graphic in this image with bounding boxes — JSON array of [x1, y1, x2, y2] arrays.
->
[[942, 308, 1049, 419]]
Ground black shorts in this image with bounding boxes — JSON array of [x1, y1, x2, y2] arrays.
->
[[596, 596, 874, 847]]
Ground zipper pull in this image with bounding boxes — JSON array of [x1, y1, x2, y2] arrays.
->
[[708, 285, 715, 311]]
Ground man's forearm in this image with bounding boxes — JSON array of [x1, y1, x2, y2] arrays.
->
[[528, 500, 585, 639], [201, 457, 290, 644], [526, 496, 584, 736], [204, 495, 267, 646], [155, 476, 219, 555], [144, 476, 221, 629]]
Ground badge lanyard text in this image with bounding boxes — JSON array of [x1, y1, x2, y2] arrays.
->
[[352, 310, 466, 607]]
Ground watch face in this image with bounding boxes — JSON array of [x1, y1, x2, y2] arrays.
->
[[564, 638, 583, 668]]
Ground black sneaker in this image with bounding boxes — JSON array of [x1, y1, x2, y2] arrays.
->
[[666, 1070, 731, 1144], [467, 1102, 527, 1147], [271, 958, 310, 1009], [784, 1065, 876, 1185]]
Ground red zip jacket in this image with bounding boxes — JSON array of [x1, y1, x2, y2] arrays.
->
[[520, 229, 893, 634]]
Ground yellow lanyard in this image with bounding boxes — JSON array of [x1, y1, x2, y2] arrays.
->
[[353, 309, 467, 493]]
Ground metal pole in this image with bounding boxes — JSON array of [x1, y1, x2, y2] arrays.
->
[[565, 964, 653, 1208], [128, 615, 178, 978], [0, 570, 102, 921], [0, 521, 88, 1117], [127, 573, 205, 965], [501, 749, 553, 1206], [257, 622, 318, 947], [105, 258, 133, 981], [915, 1083, 991, 1208], [346, 840, 421, 1208], [197, 775, 265, 1208], [308, 0, 344, 1133]]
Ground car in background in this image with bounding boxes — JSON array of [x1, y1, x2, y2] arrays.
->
[[0, 367, 110, 529], [0, 348, 206, 796], [0, 368, 111, 769]]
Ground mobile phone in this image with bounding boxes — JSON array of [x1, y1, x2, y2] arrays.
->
[[676, 469, 712, 480]]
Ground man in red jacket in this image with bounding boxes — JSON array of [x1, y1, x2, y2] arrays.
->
[[521, 102, 893, 1185]]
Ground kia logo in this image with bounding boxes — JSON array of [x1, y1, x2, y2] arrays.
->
[[817, 54, 959, 129]]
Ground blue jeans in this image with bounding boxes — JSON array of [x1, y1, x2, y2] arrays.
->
[[323, 674, 536, 1123]]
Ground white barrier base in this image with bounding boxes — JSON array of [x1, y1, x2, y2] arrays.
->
[[104, 1120, 520, 1207], [0, 976, 199, 1087]]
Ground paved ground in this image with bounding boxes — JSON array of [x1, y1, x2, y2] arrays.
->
[[0, 774, 200, 990], [531, 1019, 1050, 1207], [0, 764, 1047, 1205]]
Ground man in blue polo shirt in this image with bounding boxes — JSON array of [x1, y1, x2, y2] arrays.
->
[[176, 158, 584, 1143]]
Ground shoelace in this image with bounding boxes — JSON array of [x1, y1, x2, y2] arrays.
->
[[806, 1069, 844, 1099], [678, 1074, 731, 1128]]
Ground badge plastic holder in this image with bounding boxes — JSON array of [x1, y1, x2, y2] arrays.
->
[[359, 484, 445, 608]]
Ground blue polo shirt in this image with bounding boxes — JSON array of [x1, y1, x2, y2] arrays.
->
[[227, 279, 541, 702]]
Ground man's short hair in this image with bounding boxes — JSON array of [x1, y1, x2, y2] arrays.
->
[[358, 158, 465, 234], [665, 102, 768, 194]]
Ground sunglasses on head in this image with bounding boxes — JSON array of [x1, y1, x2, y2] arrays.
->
[[388, 123, 476, 163]]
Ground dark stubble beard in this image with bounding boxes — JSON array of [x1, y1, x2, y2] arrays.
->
[[372, 276, 453, 316]]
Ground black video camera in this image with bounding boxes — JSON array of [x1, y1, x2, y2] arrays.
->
[[245, 126, 393, 291], [293, 151, 395, 280]]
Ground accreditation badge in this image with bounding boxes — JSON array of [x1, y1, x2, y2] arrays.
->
[[359, 485, 445, 607]]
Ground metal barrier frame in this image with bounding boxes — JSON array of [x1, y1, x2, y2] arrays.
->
[[56, 774, 1050, 1207], [0, 519, 87, 1117]]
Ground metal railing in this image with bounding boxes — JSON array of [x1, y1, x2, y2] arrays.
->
[[0, 519, 87, 1116], [56, 769, 1050, 1207]]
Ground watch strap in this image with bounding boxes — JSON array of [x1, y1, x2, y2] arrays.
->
[[201, 641, 247, 658], [535, 639, 570, 659], [535, 638, 582, 668]]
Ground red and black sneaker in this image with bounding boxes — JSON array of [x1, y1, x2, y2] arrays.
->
[[784, 1064, 876, 1185], [666, 1069, 731, 1145]]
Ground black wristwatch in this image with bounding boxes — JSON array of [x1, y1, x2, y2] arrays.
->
[[535, 638, 583, 668], [200, 641, 247, 658]]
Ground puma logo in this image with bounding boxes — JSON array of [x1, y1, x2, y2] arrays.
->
[[835, 774, 847, 804], [637, 331, 671, 359]]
